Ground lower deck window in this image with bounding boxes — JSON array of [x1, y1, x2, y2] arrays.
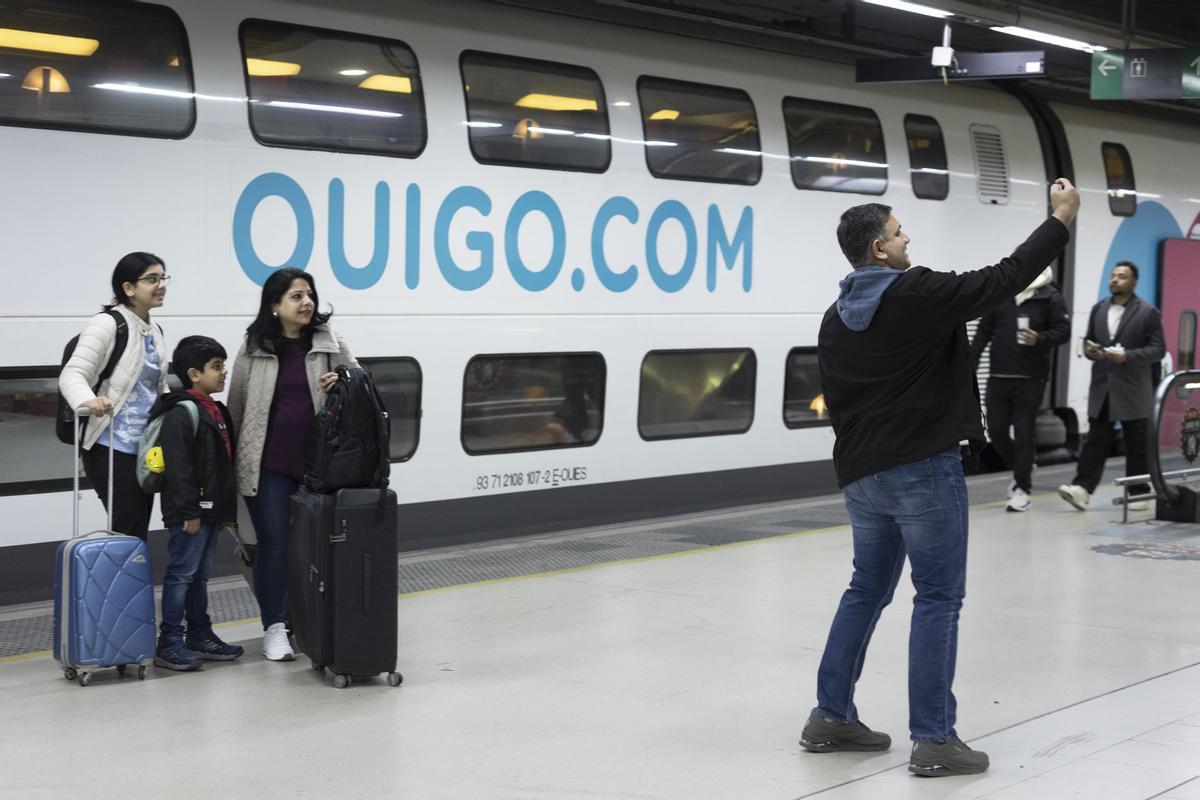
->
[[0, 370, 67, 489], [639, 349, 756, 440], [783, 348, 829, 428], [359, 357, 422, 461]]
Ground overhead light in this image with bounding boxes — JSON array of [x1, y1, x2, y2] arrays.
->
[[527, 126, 574, 136], [861, 0, 951, 19], [0, 73, 10, 78], [464, 120, 503, 128], [649, 109, 679, 121], [168, 56, 180, 67], [267, 100, 402, 118], [0, 27, 99, 56], [358, 74, 412, 93], [798, 155, 888, 169], [94, 82, 191, 99], [612, 100, 631, 107], [339, 68, 368, 76], [246, 58, 301, 77], [515, 93, 598, 111], [23, 66, 70, 93], [990, 25, 1107, 53]]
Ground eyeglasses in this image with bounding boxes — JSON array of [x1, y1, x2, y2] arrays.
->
[[137, 274, 172, 286]]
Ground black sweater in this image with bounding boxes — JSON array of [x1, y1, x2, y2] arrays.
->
[[970, 285, 1071, 380], [818, 218, 1070, 487], [149, 390, 238, 527]]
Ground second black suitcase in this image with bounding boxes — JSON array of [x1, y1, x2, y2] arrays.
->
[[287, 487, 401, 688]]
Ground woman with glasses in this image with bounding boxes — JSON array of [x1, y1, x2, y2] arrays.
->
[[227, 267, 356, 662], [59, 252, 171, 541]]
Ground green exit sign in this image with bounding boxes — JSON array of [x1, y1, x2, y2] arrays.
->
[[1091, 48, 1200, 100]]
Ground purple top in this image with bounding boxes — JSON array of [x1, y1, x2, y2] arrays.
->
[[261, 337, 314, 480]]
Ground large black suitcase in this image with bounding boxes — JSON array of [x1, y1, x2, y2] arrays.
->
[[287, 487, 402, 688]]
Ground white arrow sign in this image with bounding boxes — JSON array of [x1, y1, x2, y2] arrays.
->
[[1098, 61, 1116, 76]]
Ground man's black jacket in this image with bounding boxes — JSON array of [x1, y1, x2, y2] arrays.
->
[[149, 390, 238, 527], [818, 218, 1070, 487], [970, 285, 1071, 380]]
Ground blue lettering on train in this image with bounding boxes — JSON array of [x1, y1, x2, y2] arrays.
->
[[232, 173, 753, 294]]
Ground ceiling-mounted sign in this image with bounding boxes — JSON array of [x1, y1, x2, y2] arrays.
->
[[1090, 48, 1200, 100], [855, 51, 1045, 83]]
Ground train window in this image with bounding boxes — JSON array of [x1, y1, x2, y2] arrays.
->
[[0, 0, 193, 137], [783, 97, 886, 194], [970, 124, 1009, 204], [904, 114, 948, 200], [462, 353, 606, 454], [240, 20, 426, 158], [460, 51, 609, 172], [783, 348, 830, 429], [0, 368, 67, 491], [358, 357, 422, 461], [637, 77, 761, 185], [639, 349, 756, 440], [1102, 142, 1136, 216]]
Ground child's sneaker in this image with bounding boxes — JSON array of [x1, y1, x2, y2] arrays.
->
[[155, 638, 202, 672], [262, 622, 295, 662], [186, 628, 245, 661]]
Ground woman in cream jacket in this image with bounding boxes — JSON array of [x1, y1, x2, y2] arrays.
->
[[228, 267, 356, 661], [59, 252, 170, 541]]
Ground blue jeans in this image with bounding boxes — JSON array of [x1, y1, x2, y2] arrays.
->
[[160, 522, 218, 641], [814, 446, 968, 742], [245, 472, 298, 630]]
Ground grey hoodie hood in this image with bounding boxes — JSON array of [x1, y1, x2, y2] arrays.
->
[[836, 265, 902, 332]]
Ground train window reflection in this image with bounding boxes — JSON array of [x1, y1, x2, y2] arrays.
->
[[359, 357, 422, 461], [0, 369, 67, 489], [783, 348, 829, 429], [637, 77, 761, 185], [462, 353, 606, 454], [460, 51, 609, 172], [1101, 142, 1136, 217], [639, 349, 756, 440], [904, 114, 948, 201], [783, 97, 887, 195], [240, 20, 426, 157], [0, 0, 193, 137]]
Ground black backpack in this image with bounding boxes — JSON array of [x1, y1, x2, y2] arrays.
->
[[305, 366, 391, 495], [55, 309, 128, 444]]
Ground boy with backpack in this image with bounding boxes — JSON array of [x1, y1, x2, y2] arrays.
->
[[150, 336, 244, 671]]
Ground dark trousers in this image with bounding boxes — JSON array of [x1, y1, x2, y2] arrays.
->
[[986, 377, 1044, 493], [1072, 398, 1150, 495], [244, 471, 298, 630], [83, 444, 154, 541], [159, 522, 218, 642]]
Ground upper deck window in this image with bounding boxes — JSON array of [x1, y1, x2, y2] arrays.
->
[[241, 19, 426, 157], [783, 97, 887, 195], [637, 77, 761, 185], [0, 0, 193, 137], [904, 114, 948, 200], [1101, 142, 1136, 217], [460, 51, 609, 172]]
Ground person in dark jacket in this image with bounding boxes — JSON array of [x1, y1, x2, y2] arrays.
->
[[151, 335, 244, 671], [1058, 261, 1166, 512], [799, 179, 1079, 777], [970, 267, 1071, 511]]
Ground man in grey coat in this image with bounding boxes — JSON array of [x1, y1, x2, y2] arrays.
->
[[1059, 261, 1165, 511]]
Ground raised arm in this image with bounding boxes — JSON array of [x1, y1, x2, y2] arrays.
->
[[59, 312, 117, 416]]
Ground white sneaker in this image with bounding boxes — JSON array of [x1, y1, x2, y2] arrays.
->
[[1007, 488, 1031, 512], [1057, 484, 1090, 511], [1127, 500, 1151, 512], [262, 623, 295, 662], [1007, 480, 1018, 499]]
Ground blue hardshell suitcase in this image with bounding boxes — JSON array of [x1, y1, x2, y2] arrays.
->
[[53, 411, 155, 686]]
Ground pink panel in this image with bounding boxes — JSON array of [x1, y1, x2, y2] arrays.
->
[[1159, 238, 1200, 370]]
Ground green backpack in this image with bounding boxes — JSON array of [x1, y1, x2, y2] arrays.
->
[[137, 401, 200, 494]]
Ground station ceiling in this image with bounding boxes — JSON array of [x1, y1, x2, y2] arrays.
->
[[493, 0, 1200, 123]]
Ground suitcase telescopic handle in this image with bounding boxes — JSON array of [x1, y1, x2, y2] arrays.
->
[[73, 408, 115, 539]]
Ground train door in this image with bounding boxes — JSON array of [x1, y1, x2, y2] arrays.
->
[[1159, 222, 1200, 372]]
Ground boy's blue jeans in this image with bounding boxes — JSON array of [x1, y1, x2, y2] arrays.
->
[[813, 446, 968, 742], [160, 521, 218, 642]]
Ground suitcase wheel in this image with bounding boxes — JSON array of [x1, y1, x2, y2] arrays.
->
[[311, 661, 324, 672], [387, 672, 403, 688], [138, 665, 148, 680], [116, 664, 127, 676], [63, 667, 78, 681], [78, 672, 92, 687], [332, 674, 351, 689]]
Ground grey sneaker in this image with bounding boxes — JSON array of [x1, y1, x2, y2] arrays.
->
[[1057, 484, 1090, 510], [909, 737, 989, 776], [800, 714, 891, 752]]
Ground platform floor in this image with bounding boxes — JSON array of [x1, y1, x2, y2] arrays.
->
[[1, 461, 1199, 800]]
